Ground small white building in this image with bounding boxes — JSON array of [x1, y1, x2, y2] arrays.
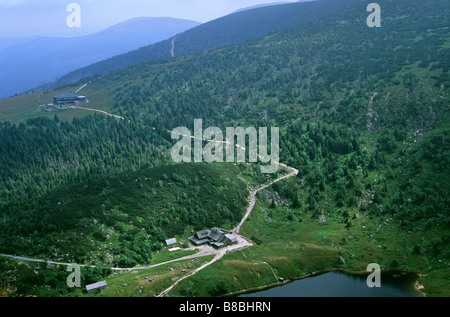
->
[[165, 238, 177, 246], [86, 281, 107, 293]]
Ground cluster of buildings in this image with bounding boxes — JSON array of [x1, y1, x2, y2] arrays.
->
[[165, 227, 238, 250], [189, 227, 238, 249], [86, 228, 238, 294]]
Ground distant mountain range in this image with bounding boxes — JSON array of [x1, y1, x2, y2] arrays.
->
[[36, 0, 363, 93], [0, 37, 39, 52], [231, 0, 314, 14], [0, 17, 200, 98]]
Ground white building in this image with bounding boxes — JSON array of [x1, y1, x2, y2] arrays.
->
[[86, 281, 107, 293]]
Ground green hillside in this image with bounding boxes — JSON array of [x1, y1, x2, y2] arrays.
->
[[0, 0, 449, 297], [38, 0, 365, 91], [0, 163, 248, 266]]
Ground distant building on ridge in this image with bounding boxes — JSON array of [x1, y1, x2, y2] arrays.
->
[[53, 92, 87, 107]]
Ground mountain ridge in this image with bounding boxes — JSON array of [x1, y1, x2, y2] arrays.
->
[[36, 0, 365, 93], [0, 17, 200, 98]]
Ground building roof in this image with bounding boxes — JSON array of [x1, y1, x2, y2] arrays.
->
[[86, 281, 107, 292], [53, 93, 86, 104], [190, 227, 237, 248], [196, 229, 211, 239], [189, 237, 210, 245], [54, 92, 79, 99], [208, 227, 224, 242], [224, 233, 237, 243], [165, 238, 177, 246]]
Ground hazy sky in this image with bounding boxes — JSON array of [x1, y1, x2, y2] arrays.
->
[[0, 0, 299, 37]]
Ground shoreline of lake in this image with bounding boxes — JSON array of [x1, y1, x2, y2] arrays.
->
[[225, 268, 425, 297]]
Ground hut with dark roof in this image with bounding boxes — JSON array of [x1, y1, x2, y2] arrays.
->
[[53, 92, 86, 107], [189, 227, 238, 249]]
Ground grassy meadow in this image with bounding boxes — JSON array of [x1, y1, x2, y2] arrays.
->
[[168, 197, 449, 297]]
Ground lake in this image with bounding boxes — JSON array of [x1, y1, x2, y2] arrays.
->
[[240, 270, 424, 297]]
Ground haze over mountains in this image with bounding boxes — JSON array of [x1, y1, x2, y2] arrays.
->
[[0, 17, 200, 98], [231, 0, 312, 13], [36, 0, 363, 93]]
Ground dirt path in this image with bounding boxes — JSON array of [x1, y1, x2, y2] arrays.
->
[[76, 83, 88, 93], [70, 106, 124, 120], [0, 253, 98, 269], [171, 36, 177, 57], [157, 251, 221, 297], [235, 163, 298, 234]]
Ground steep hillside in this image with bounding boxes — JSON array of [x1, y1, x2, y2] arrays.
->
[[1, 0, 448, 221]]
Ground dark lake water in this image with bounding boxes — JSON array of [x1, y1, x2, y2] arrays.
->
[[240, 270, 423, 297]]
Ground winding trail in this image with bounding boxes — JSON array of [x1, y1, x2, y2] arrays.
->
[[234, 163, 298, 234], [0, 253, 99, 268], [75, 83, 88, 93], [170, 36, 177, 58], [69, 106, 124, 120]]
